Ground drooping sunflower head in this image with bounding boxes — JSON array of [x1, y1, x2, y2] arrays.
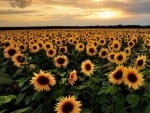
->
[[114, 51, 127, 65], [54, 55, 69, 68], [124, 66, 144, 90], [135, 55, 147, 70], [55, 95, 82, 113], [98, 48, 109, 59], [108, 65, 126, 85], [81, 59, 95, 77], [30, 70, 56, 91], [68, 69, 78, 86], [86, 45, 97, 56], [3, 46, 19, 58]]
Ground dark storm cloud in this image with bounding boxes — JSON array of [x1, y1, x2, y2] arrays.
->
[[0, 10, 36, 14]]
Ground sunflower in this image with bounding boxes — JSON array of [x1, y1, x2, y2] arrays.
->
[[3, 46, 19, 58], [46, 47, 57, 58], [124, 47, 131, 56], [55, 95, 82, 113], [108, 65, 125, 85], [112, 40, 121, 51], [68, 70, 78, 86], [114, 51, 127, 65], [59, 46, 68, 54], [12, 52, 26, 67], [54, 55, 69, 68], [98, 48, 109, 59], [124, 67, 144, 90], [99, 38, 106, 46], [127, 40, 135, 48], [18, 43, 27, 52], [29, 43, 40, 53], [43, 42, 53, 50], [81, 59, 95, 77], [30, 70, 56, 91], [135, 55, 146, 70], [107, 51, 115, 63], [86, 45, 97, 56], [75, 42, 85, 52]]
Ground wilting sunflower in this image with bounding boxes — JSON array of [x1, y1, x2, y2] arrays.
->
[[98, 48, 109, 59], [135, 55, 147, 70], [55, 95, 82, 113], [81, 59, 95, 77], [12, 52, 26, 67], [30, 70, 56, 91], [68, 70, 78, 86], [3, 46, 19, 58], [75, 42, 85, 52], [107, 51, 116, 63], [86, 45, 97, 56], [114, 51, 127, 65], [108, 65, 125, 85], [124, 67, 144, 90], [54, 55, 69, 68], [46, 48, 57, 58]]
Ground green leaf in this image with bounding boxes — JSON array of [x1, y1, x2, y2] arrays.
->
[[15, 93, 25, 105], [81, 108, 92, 113], [11, 107, 32, 113], [145, 105, 150, 113], [0, 109, 7, 113], [126, 94, 140, 107], [0, 73, 13, 85], [32, 104, 43, 113], [0, 95, 16, 106]]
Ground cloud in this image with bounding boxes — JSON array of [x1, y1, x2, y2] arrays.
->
[[9, 0, 32, 8], [0, 10, 36, 15]]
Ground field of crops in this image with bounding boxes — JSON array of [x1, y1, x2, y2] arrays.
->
[[0, 28, 150, 113]]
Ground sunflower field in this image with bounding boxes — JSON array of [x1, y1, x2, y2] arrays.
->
[[0, 28, 150, 113]]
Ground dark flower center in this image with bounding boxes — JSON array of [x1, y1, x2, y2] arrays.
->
[[5, 42, 10, 47], [85, 63, 92, 71], [117, 55, 123, 61], [129, 42, 133, 46], [114, 44, 118, 48], [101, 51, 107, 56], [57, 58, 65, 64], [128, 73, 137, 83], [137, 59, 143, 66], [62, 102, 73, 113], [17, 56, 25, 63], [37, 76, 49, 85], [60, 48, 65, 53], [110, 54, 114, 59], [89, 48, 95, 53], [79, 45, 83, 48], [100, 40, 104, 43], [20, 45, 25, 50], [33, 46, 37, 50], [46, 44, 50, 49], [8, 49, 16, 56], [48, 50, 54, 54], [114, 70, 123, 79]]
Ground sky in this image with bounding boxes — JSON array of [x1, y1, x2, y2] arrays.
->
[[0, 0, 150, 27]]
